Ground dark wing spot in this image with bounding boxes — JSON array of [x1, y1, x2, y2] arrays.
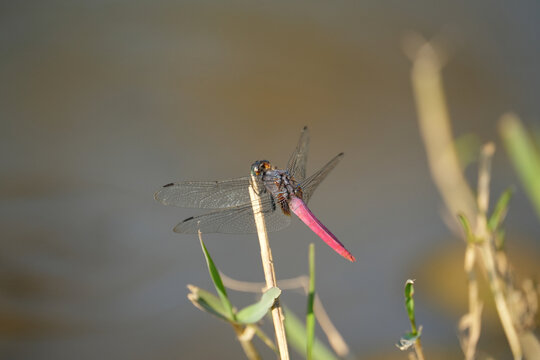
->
[[182, 216, 194, 222], [163, 183, 174, 187]]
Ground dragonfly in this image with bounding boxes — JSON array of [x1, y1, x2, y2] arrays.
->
[[154, 127, 355, 262]]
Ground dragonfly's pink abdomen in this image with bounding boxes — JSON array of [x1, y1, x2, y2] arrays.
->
[[289, 197, 355, 262]]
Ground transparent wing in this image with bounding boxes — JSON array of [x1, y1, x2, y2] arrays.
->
[[301, 152, 344, 203], [286, 126, 309, 181], [154, 177, 252, 209], [173, 192, 291, 234]]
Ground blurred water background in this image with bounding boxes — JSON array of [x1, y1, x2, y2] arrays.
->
[[1, 1, 539, 359]]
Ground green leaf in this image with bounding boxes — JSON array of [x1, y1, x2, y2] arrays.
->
[[235, 287, 281, 324], [457, 213, 476, 243], [187, 285, 233, 322], [404, 279, 417, 335], [306, 243, 316, 360], [488, 188, 514, 231], [500, 113, 540, 219], [199, 236, 235, 320], [283, 307, 339, 360]]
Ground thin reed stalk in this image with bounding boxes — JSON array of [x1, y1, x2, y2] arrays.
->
[[476, 144, 522, 359], [249, 176, 290, 360]]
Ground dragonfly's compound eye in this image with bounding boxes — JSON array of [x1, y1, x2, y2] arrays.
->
[[251, 160, 271, 175], [251, 162, 261, 175]]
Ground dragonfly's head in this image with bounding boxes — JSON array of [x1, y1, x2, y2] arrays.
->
[[251, 160, 272, 176]]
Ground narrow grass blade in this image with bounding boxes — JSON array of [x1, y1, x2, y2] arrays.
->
[[499, 113, 540, 219], [488, 188, 513, 232], [306, 243, 316, 360], [199, 233, 235, 320], [457, 213, 476, 243], [187, 285, 233, 322], [236, 287, 281, 324], [283, 307, 338, 360]]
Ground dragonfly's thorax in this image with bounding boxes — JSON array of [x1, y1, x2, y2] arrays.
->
[[251, 160, 303, 215], [262, 168, 303, 216]]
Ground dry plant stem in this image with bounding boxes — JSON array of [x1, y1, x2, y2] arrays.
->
[[312, 295, 351, 357], [480, 243, 522, 359], [414, 338, 425, 360], [461, 244, 482, 358], [460, 244, 483, 360], [249, 176, 290, 360], [475, 143, 494, 236], [411, 41, 477, 227], [409, 44, 481, 357], [409, 39, 535, 359], [232, 324, 261, 360], [476, 144, 522, 359], [220, 272, 351, 358], [221, 272, 308, 293], [409, 37, 540, 359]]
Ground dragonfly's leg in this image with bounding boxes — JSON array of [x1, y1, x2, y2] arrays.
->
[[270, 196, 276, 212], [249, 178, 266, 196]]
